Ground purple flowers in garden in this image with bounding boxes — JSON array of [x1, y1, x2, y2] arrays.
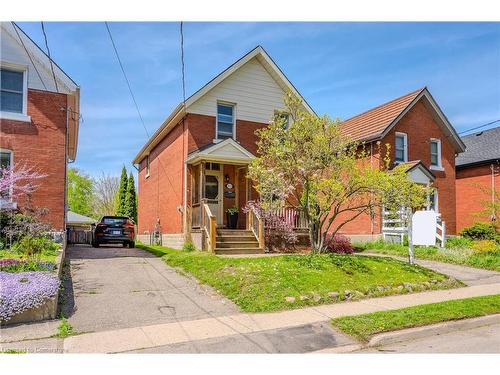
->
[[0, 259, 20, 268], [0, 271, 60, 322]]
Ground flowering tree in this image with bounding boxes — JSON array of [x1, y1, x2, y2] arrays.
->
[[248, 92, 428, 252], [0, 165, 46, 200]]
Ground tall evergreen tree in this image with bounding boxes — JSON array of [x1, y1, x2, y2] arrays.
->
[[117, 166, 128, 216], [125, 172, 137, 222]]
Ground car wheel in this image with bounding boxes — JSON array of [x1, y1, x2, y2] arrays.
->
[[129, 241, 135, 248], [92, 241, 99, 248]]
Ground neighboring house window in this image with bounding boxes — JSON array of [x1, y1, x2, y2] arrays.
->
[[0, 66, 29, 121], [428, 188, 438, 212], [274, 110, 290, 129], [395, 132, 408, 163], [145, 155, 150, 178], [217, 103, 234, 139], [430, 139, 442, 169]]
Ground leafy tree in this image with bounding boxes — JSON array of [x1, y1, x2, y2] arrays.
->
[[91, 172, 119, 218], [67, 168, 94, 218], [124, 172, 137, 222], [248, 92, 427, 252], [116, 166, 128, 216]]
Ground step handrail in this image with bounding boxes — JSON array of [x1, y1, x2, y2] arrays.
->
[[201, 199, 216, 253], [247, 206, 265, 250]]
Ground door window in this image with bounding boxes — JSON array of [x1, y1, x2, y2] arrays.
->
[[205, 175, 219, 200]]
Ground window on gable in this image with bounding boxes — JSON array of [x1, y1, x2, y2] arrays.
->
[[0, 69, 24, 114], [217, 103, 234, 139], [430, 139, 442, 168], [274, 110, 290, 129], [395, 132, 408, 163]]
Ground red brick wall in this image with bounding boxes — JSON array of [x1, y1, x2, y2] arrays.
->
[[456, 163, 499, 232], [0, 89, 68, 231], [137, 121, 186, 234], [236, 119, 267, 155], [186, 113, 215, 153], [338, 99, 458, 235]]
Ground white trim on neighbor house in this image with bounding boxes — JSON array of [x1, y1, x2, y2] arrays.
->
[[0, 61, 31, 122], [0, 148, 16, 209], [395, 132, 408, 163], [429, 138, 444, 171], [145, 154, 150, 178]]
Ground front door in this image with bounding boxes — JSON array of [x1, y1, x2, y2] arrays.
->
[[204, 169, 223, 225]]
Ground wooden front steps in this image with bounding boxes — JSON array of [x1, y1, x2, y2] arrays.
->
[[214, 229, 264, 255]]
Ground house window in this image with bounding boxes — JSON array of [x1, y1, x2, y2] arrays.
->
[[430, 139, 442, 169], [428, 188, 438, 212], [217, 103, 234, 139], [395, 132, 408, 163], [274, 111, 290, 129], [205, 162, 220, 171]]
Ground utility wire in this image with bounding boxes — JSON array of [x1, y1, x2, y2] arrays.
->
[[180, 22, 186, 106], [11, 22, 48, 91], [458, 119, 500, 135], [105, 22, 149, 137], [40, 22, 59, 93]]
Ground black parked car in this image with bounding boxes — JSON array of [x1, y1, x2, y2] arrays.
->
[[92, 216, 135, 248]]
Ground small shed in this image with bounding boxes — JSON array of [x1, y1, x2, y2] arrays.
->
[[66, 211, 96, 244]]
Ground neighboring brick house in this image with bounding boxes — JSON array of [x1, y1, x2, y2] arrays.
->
[[455, 127, 500, 232], [0, 22, 80, 232], [339, 87, 466, 239], [133, 46, 314, 251]]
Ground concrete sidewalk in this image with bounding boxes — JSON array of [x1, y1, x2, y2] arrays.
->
[[63, 282, 500, 353], [360, 252, 500, 286]]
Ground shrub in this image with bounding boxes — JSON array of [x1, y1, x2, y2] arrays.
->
[[446, 236, 473, 249], [243, 201, 298, 252], [0, 259, 55, 273], [460, 222, 499, 243], [471, 240, 499, 254], [182, 241, 196, 252], [11, 236, 59, 260], [0, 271, 60, 322], [324, 234, 354, 254]]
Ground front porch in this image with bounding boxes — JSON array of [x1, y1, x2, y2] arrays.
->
[[185, 139, 308, 254]]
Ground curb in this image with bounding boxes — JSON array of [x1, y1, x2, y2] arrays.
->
[[366, 313, 500, 348]]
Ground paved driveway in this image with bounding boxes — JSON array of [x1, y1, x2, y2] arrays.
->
[[63, 245, 239, 333]]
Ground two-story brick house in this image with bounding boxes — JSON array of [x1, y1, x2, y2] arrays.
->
[[133, 46, 464, 252], [0, 22, 80, 232]]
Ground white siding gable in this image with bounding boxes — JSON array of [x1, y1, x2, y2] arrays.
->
[[188, 57, 286, 124], [1, 23, 73, 94]]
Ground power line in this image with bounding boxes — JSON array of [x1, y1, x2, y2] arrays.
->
[[11, 22, 48, 91], [105, 22, 149, 137], [458, 119, 500, 135], [40, 22, 59, 93], [180, 22, 186, 106]]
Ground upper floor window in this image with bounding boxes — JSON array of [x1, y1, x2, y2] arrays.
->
[[0, 66, 29, 122], [395, 132, 408, 163], [274, 110, 290, 129], [217, 103, 234, 139], [430, 139, 442, 169]]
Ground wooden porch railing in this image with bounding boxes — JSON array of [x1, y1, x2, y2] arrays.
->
[[271, 207, 309, 230], [201, 199, 216, 252], [192, 202, 201, 228], [247, 207, 265, 249]]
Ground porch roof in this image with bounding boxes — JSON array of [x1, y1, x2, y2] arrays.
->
[[186, 138, 255, 165]]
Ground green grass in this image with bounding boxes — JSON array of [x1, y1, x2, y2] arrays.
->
[[331, 294, 500, 342], [0, 349, 27, 354], [137, 243, 461, 313], [0, 248, 58, 263], [355, 240, 500, 271]]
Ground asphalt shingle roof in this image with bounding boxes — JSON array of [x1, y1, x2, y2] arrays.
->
[[456, 126, 500, 167]]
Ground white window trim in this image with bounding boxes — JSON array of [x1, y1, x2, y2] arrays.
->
[[0, 61, 31, 123], [215, 101, 236, 142], [429, 138, 444, 171], [395, 132, 408, 163], [145, 154, 150, 178]]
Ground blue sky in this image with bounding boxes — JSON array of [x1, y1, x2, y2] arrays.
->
[[17, 22, 500, 178]]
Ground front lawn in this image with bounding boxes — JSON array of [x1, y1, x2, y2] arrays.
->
[[138, 244, 461, 313], [355, 240, 500, 271], [331, 294, 500, 342]]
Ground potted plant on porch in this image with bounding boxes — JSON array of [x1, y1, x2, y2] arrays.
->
[[226, 207, 239, 229]]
